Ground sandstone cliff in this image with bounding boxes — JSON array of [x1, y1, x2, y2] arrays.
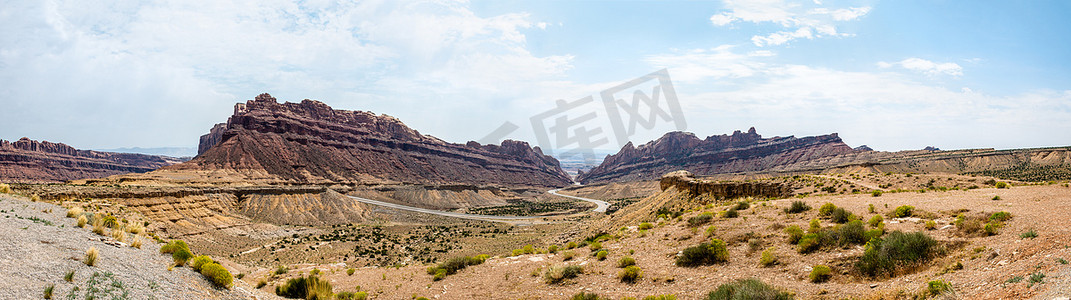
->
[[0, 137, 183, 183], [173, 93, 571, 188], [576, 128, 856, 184]]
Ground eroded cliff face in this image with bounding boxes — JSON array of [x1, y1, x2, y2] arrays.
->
[[0, 138, 182, 183], [172, 93, 571, 188], [576, 128, 856, 184]]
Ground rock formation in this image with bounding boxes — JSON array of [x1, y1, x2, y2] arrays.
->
[[173, 93, 571, 188], [576, 128, 856, 184], [0, 137, 183, 182]]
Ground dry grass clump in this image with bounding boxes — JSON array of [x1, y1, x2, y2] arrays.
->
[[66, 206, 83, 218], [76, 215, 88, 228], [709, 278, 793, 299], [91, 218, 106, 236], [544, 265, 583, 284], [0, 183, 11, 194], [130, 236, 143, 249], [276, 275, 332, 299], [84, 247, 98, 266], [111, 228, 126, 243]]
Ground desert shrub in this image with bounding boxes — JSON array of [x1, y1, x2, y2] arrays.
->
[[130, 236, 143, 249], [566, 241, 577, 249], [354, 291, 368, 300], [160, 240, 189, 254], [723, 207, 739, 218], [989, 211, 1013, 222], [927, 280, 951, 296], [548, 245, 558, 253], [92, 218, 106, 235], [275, 265, 289, 275], [735, 201, 750, 210], [868, 215, 883, 228], [336, 292, 358, 300], [1020, 229, 1038, 239], [808, 219, 822, 233], [992, 195, 1001, 200], [111, 229, 126, 243], [868, 203, 876, 214], [0, 183, 10, 193], [837, 220, 867, 245], [64, 270, 74, 282], [618, 265, 642, 283], [984, 222, 1002, 236], [44, 284, 54, 299], [818, 203, 837, 217], [77, 215, 88, 228], [643, 295, 677, 300], [688, 212, 714, 226], [995, 182, 1009, 189], [676, 239, 729, 266], [571, 292, 607, 300], [796, 234, 820, 253], [561, 251, 576, 261], [871, 190, 883, 197], [522, 244, 535, 254], [924, 220, 937, 230], [276, 275, 333, 299], [346, 268, 356, 276], [543, 265, 583, 284], [100, 215, 118, 228], [427, 255, 486, 280], [865, 228, 884, 241], [785, 201, 810, 213], [595, 250, 608, 261], [759, 248, 778, 267], [191, 255, 214, 271], [84, 247, 98, 266], [892, 205, 914, 218], [809, 265, 831, 283], [618, 256, 636, 268], [708, 278, 793, 300], [200, 262, 233, 288], [830, 208, 852, 224], [857, 231, 938, 277], [511, 249, 524, 256], [173, 247, 194, 266], [638, 222, 653, 230], [66, 207, 83, 218], [783, 225, 804, 244]]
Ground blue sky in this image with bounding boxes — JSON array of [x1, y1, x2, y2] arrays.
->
[[1, 0, 1068, 155]]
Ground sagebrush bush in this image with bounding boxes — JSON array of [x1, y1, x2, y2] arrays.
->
[[892, 205, 914, 218], [562, 251, 576, 261], [275, 265, 289, 275], [200, 262, 233, 288], [868, 215, 883, 228], [759, 248, 777, 267], [984, 222, 1001, 236], [784, 225, 804, 244], [723, 207, 739, 218], [989, 211, 1013, 222], [589, 241, 602, 251], [101, 215, 118, 228], [66, 207, 83, 218], [172, 247, 193, 266], [830, 207, 853, 224], [925, 220, 936, 230], [734, 201, 750, 210], [427, 255, 487, 280], [191, 255, 214, 271], [857, 231, 938, 277], [160, 240, 189, 254], [818, 203, 837, 217], [618, 256, 636, 268], [871, 190, 883, 197], [571, 292, 606, 300], [543, 265, 583, 284], [676, 239, 728, 266], [84, 247, 98, 266], [347, 268, 355, 276], [688, 212, 714, 226], [548, 245, 558, 253], [995, 182, 1009, 189], [708, 278, 792, 300], [785, 201, 810, 214], [808, 219, 822, 233], [638, 222, 653, 230], [809, 265, 831, 283], [868, 203, 876, 214], [566, 241, 577, 249], [595, 250, 608, 261], [927, 280, 951, 296], [618, 265, 642, 283], [797, 234, 820, 253], [837, 220, 867, 245], [705, 225, 717, 237]]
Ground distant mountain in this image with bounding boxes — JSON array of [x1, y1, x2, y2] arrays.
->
[[0, 138, 183, 182], [576, 127, 856, 184], [95, 147, 197, 158], [167, 93, 572, 188]]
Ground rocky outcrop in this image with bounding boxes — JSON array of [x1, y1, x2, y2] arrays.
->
[[0, 138, 183, 183], [173, 93, 571, 188], [658, 170, 787, 199], [576, 128, 856, 184]]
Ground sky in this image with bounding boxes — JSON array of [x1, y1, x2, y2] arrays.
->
[[1, 0, 1069, 156]]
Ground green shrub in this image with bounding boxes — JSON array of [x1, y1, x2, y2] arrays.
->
[[857, 231, 938, 277], [927, 280, 951, 296], [643, 295, 677, 300], [989, 211, 1013, 222], [561, 251, 576, 261], [705, 225, 717, 237], [543, 265, 583, 284], [809, 265, 832, 283], [548, 245, 558, 253], [688, 212, 714, 226], [595, 250, 608, 261], [808, 219, 822, 233], [64, 270, 74, 282], [735, 201, 750, 210], [160, 240, 189, 254], [868, 203, 875, 214], [925, 220, 936, 230], [785, 201, 810, 213], [868, 215, 884, 228], [200, 262, 233, 288], [675, 239, 729, 266], [707, 278, 792, 300], [190, 255, 213, 271], [347, 268, 355, 276], [818, 203, 837, 217], [784, 225, 804, 244], [566, 241, 577, 249], [427, 255, 487, 280], [1020, 230, 1038, 239], [723, 207, 739, 218], [276, 275, 333, 299], [275, 266, 289, 275], [571, 292, 607, 300], [992, 195, 1001, 200], [995, 182, 1009, 189], [101, 215, 118, 228], [618, 265, 642, 283], [0, 183, 10, 193], [796, 234, 820, 253], [589, 241, 603, 251], [830, 207, 852, 224], [892, 205, 914, 218], [638, 222, 653, 230], [984, 222, 1001, 236], [871, 190, 883, 197], [759, 248, 777, 267], [336, 292, 358, 300], [837, 220, 867, 245], [354, 291, 368, 300], [172, 247, 193, 266], [618, 256, 636, 268], [865, 228, 884, 241]]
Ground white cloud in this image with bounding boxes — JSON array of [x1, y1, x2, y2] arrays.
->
[[709, 0, 871, 46], [0, 0, 574, 148], [879, 58, 964, 76]]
